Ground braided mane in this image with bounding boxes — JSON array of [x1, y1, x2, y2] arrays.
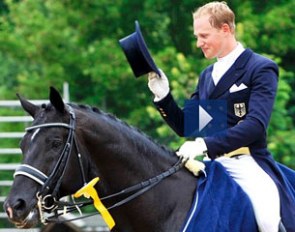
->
[[67, 103, 175, 157]]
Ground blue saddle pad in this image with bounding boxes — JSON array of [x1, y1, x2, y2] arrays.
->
[[181, 161, 258, 232]]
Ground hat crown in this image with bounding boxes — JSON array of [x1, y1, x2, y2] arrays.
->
[[119, 21, 160, 78]]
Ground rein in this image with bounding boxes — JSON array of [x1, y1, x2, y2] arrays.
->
[[13, 105, 185, 224], [45, 157, 184, 223]]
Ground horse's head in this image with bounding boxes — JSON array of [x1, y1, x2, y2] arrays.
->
[[4, 87, 96, 228]]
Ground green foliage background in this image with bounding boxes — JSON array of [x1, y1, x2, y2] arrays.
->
[[0, 0, 294, 166]]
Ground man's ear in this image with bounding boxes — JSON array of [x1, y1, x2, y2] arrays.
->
[[221, 23, 231, 33]]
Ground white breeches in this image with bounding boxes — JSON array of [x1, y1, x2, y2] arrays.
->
[[216, 155, 281, 232]]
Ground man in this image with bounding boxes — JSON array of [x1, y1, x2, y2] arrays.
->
[[148, 1, 295, 231]]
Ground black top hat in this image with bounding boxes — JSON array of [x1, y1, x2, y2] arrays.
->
[[119, 20, 161, 78]]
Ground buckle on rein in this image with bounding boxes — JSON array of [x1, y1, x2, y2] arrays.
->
[[36, 178, 115, 229], [36, 193, 58, 225]]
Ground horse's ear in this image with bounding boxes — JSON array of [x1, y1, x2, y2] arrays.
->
[[49, 86, 65, 113], [16, 93, 39, 118]]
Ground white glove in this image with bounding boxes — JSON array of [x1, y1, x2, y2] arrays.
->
[[184, 159, 205, 176], [176, 138, 208, 160], [148, 69, 170, 102]]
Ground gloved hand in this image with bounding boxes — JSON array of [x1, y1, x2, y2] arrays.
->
[[148, 69, 170, 102], [184, 158, 205, 176], [176, 138, 208, 160]]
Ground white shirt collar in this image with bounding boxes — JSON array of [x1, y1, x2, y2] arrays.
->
[[212, 42, 245, 85], [217, 42, 245, 63]]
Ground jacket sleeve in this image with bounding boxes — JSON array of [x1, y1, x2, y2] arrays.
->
[[153, 92, 185, 136], [153, 80, 201, 137]]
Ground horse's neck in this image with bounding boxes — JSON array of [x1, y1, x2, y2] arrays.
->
[[78, 115, 176, 188]]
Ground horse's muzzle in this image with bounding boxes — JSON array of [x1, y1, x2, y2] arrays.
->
[[4, 200, 39, 228]]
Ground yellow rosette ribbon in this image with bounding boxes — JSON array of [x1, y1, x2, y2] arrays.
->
[[74, 177, 115, 230]]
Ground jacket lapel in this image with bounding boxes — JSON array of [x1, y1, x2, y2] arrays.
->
[[209, 49, 253, 99]]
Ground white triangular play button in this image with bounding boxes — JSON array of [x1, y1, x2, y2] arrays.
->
[[199, 105, 213, 132]]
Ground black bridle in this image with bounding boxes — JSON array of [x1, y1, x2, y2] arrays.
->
[[13, 105, 185, 224], [14, 105, 87, 223]]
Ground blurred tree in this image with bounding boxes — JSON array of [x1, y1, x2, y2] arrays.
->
[[0, 0, 293, 164]]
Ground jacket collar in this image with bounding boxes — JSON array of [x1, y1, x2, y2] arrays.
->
[[209, 48, 253, 99]]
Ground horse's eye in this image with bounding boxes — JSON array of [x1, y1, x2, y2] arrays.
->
[[52, 139, 63, 150]]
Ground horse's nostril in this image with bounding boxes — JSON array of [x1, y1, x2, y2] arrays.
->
[[6, 207, 13, 219], [13, 199, 26, 210]]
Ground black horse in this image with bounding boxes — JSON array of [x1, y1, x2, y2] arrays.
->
[[4, 87, 197, 231], [4, 87, 257, 232]]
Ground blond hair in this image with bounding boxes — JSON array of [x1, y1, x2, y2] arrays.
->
[[193, 1, 235, 32]]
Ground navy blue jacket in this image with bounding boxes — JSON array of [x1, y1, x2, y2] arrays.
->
[[155, 49, 277, 157], [154, 49, 295, 230]]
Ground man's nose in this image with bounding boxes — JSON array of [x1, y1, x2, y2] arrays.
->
[[196, 39, 203, 48]]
